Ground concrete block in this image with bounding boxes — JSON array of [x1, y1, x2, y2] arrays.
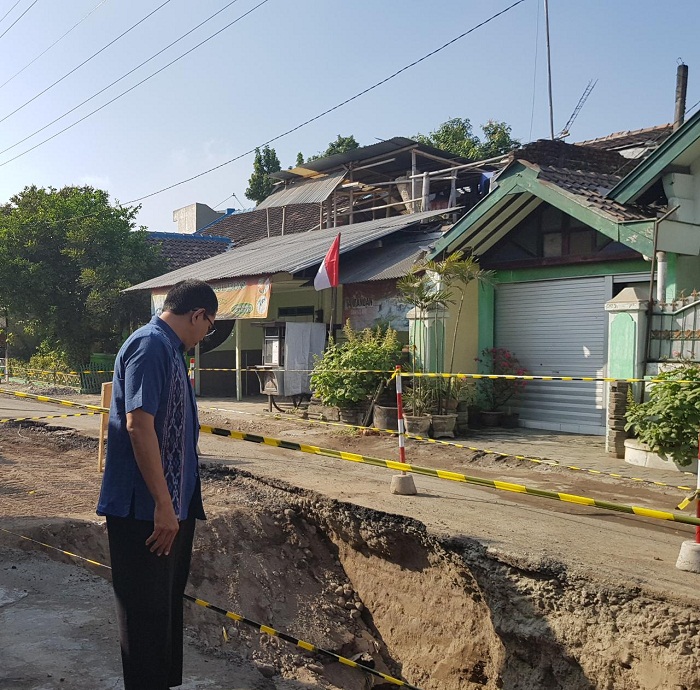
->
[[390, 474, 417, 495], [676, 540, 700, 573]]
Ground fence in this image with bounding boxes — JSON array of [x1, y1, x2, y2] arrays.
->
[[649, 292, 700, 362], [6, 361, 113, 393]]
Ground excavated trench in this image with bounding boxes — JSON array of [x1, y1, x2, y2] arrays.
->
[[182, 465, 700, 690], [5, 433, 700, 690]]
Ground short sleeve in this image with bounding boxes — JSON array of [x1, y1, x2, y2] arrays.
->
[[123, 334, 170, 416]]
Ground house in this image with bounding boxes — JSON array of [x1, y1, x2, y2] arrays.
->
[[127, 209, 452, 398], [425, 117, 700, 436], [197, 137, 501, 245], [146, 231, 231, 271]]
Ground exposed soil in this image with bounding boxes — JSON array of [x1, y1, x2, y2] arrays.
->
[[1, 422, 700, 690]]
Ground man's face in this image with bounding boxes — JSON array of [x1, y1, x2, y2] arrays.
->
[[188, 308, 216, 349]]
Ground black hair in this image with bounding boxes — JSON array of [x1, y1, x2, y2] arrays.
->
[[163, 279, 218, 316]]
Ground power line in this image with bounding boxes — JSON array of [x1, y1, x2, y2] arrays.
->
[[0, 0, 109, 93], [0, 0, 270, 166], [0, 0, 173, 126], [0, 0, 39, 42], [0, 0, 23, 26], [125, 0, 526, 204], [0, 0, 243, 157]]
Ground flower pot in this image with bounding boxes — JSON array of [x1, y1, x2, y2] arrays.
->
[[456, 401, 469, 435], [404, 414, 431, 437], [479, 411, 503, 427], [431, 413, 458, 438], [500, 412, 520, 429], [624, 438, 698, 474], [338, 405, 367, 426], [373, 405, 399, 431]]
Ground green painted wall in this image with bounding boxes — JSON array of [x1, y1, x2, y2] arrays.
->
[[608, 313, 636, 380], [674, 254, 700, 296], [494, 259, 650, 284], [477, 283, 495, 366]]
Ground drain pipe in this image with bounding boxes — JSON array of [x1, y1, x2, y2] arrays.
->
[[656, 251, 667, 302]]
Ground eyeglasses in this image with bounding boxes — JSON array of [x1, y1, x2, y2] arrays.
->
[[203, 313, 216, 338]]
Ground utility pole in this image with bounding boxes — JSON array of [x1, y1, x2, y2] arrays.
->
[[544, 0, 555, 139]]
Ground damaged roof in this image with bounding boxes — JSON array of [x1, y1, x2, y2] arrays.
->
[[128, 209, 455, 291]]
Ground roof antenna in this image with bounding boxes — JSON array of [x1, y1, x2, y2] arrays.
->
[[674, 59, 688, 131], [557, 79, 597, 139]]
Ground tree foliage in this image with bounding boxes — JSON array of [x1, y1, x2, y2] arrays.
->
[[0, 185, 165, 365], [245, 145, 281, 204], [302, 134, 361, 164], [414, 117, 519, 160]]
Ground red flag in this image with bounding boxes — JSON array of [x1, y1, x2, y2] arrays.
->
[[314, 233, 340, 291]]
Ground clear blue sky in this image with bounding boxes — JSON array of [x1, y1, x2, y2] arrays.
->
[[0, 0, 698, 231]]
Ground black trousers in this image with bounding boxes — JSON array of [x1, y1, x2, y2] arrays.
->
[[106, 513, 196, 690]]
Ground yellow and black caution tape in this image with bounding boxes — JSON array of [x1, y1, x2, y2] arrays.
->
[[0, 387, 108, 413], [185, 595, 421, 688], [200, 406, 696, 493], [677, 489, 700, 511], [402, 372, 700, 384], [200, 424, 700, 527], [200, 367, 394, 373], [10, 368, 113, 375], [0, 526, 422, 689], [400, 433, 696, 493], [0, 411, 104, 424]]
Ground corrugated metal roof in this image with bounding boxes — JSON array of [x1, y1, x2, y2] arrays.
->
[[126, 209, 455, 291], [257, 170, 346, 209], [271, 137, 468, 182], [340, 232, 442, 284]]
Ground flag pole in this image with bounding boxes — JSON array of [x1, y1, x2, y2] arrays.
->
[[329, 286, 336, 340]]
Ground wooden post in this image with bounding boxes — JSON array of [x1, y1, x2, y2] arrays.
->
[[235, 321, 242, 402], [411, 149, 417, 213], [421, 171, 430, 211], [97, 382, 112, 473]]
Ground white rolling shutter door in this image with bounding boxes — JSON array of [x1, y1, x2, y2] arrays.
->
[[494, 277, 608, 434]]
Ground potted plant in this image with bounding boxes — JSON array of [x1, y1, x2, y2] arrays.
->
[[475, 347, 529, 426], [310, 321, 402, 426], [624, 361, 700, 470], [402, 383, 433, 436]]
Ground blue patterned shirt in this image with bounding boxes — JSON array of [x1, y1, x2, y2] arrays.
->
[[97, 315, 204, 521]]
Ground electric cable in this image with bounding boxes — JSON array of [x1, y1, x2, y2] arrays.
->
[[0, 0, 173, 125], [0, 0, 108, 92], [0, 0, 243, 157], [125, 0, 526, 204], [0, 0, 23, 27], [5, 0, 524, 226], [0, 0, 270, 166], [0, 0, 38, 42]]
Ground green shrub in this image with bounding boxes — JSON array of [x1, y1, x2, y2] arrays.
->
[[310, 322, 402, 408], [625, 363, 700, 466]]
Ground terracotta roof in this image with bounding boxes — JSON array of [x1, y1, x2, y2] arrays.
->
[[532, 164, 652, 222], [575, 123, 673, 151], [146, 232, 231, 271], [200, 204, 321, 245], [513, 138, 636, 175]]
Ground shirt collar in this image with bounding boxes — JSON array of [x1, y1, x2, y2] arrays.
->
[[150, 314, 185, 352]]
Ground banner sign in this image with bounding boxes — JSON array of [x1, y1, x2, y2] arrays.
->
[[150, 278, 272, 320]]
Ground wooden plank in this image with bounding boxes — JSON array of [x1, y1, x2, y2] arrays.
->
[[97, 382, 112, 473]]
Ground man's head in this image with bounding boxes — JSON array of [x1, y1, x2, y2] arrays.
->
[[160, 279, 218, 350]]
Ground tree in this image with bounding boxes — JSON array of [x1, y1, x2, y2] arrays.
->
[[245, 145, 281, 204], [414, 117, 519, 160], [0, 185, 165, 365], [303, 134, 361, 163]]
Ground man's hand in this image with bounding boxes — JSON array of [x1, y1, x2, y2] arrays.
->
[[146, 501, 180, 556]]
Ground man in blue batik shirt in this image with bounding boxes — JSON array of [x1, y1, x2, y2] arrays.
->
[[97, 278, 217, 690]]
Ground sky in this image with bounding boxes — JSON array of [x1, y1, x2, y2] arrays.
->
[[0, 0, 698, 232]]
